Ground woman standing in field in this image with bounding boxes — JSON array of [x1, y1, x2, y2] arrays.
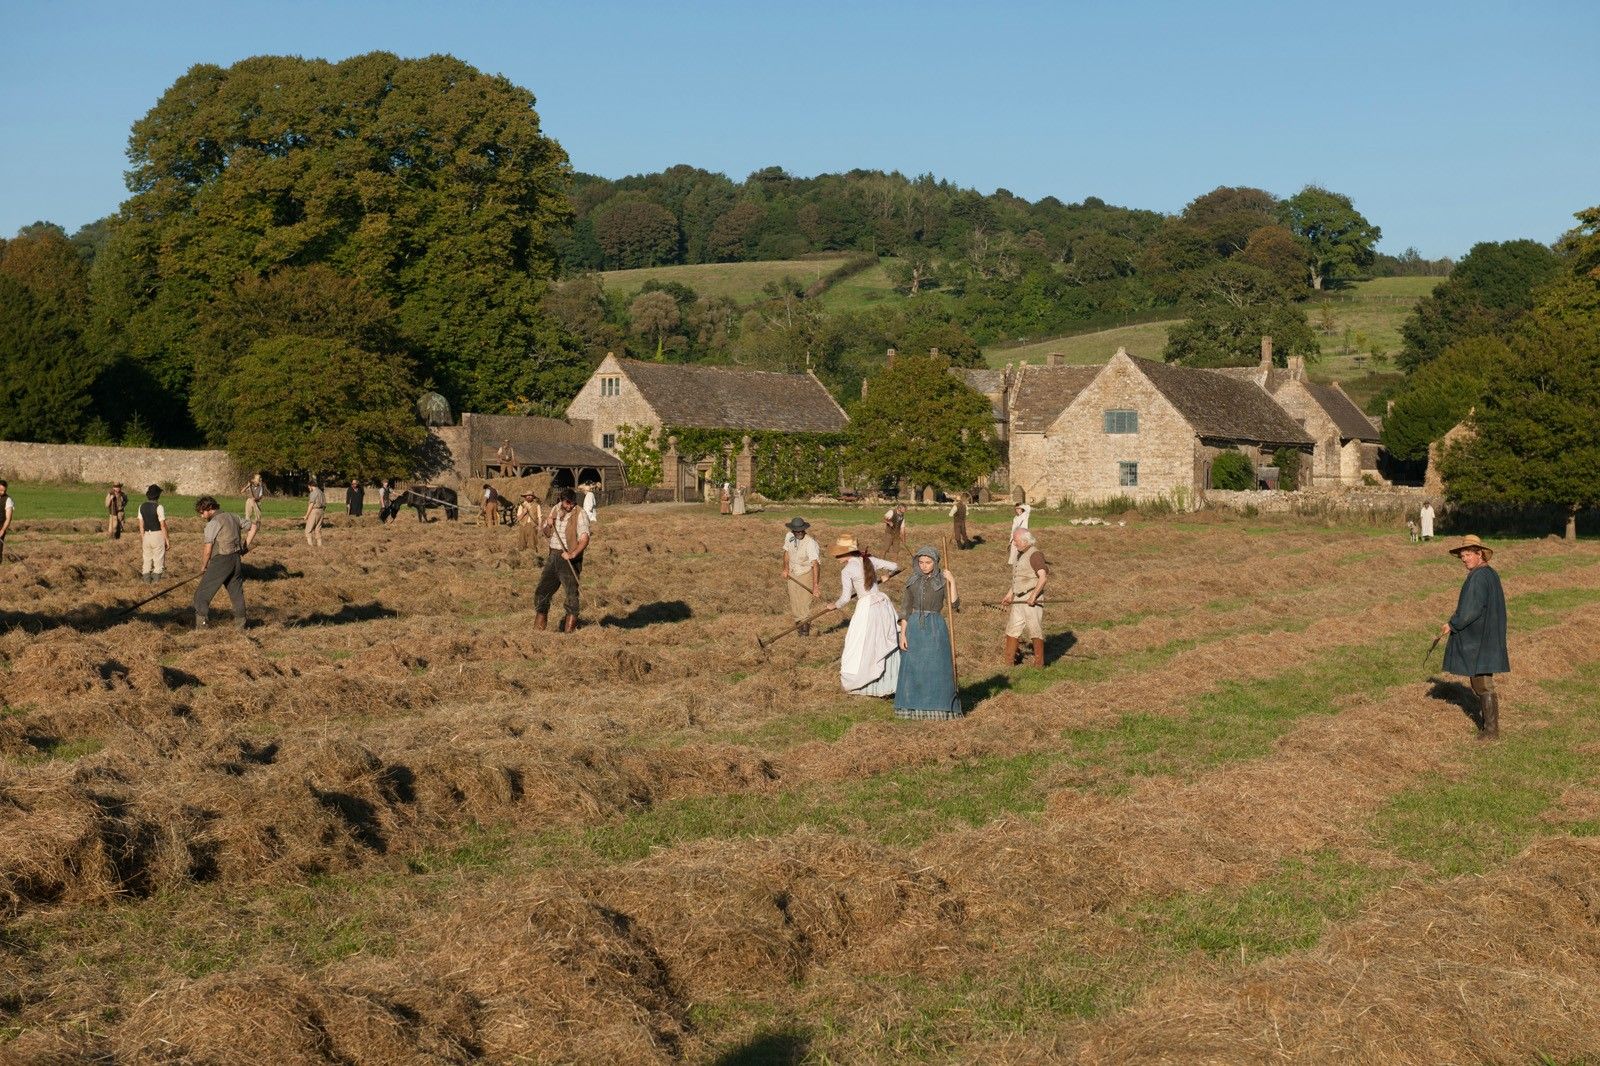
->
[[895, 545, 962, 719], [832, 534, 901, 697], [1008, 503, 1031, 563]]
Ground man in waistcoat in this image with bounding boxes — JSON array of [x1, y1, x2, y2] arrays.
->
[[105, 482, 127, 539], [534, 488, 591, 632], [137, 484, 169, 582], [1001, 528, 1049, 668], [193, 495, 251, 630]]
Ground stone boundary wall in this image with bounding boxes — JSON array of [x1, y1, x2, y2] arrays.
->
[[0, 441, 242, 496], [1207, 486, 1425, 516]]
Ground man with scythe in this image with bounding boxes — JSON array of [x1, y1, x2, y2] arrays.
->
[[780, 516, 821, 636], [534, 487, 590, 632]]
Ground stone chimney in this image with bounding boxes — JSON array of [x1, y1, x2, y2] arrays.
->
[[929, 347, 940, 360], [1046, 353, 1063, 367], [1260, 336, 1273, 369], [886, 347, 896, 368], [1287, 355, 1305, 380]]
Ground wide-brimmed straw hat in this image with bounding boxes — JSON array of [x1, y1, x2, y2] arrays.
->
[[831, 534, 860, 557], [785, 516, 810, 532], [1447, 534, 1494, 560]]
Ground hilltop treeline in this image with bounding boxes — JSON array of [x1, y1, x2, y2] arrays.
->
[[1, 51, 1429, 471]]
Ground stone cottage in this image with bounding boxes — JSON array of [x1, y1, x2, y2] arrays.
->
[[1212, 339, 1383, 486], [1008, 348, 1314, 507]]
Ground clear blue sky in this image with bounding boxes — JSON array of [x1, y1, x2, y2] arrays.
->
[[2, 0, 1595, 258]]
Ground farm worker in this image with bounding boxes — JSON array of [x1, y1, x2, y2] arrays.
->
[[1440, 534, 1509, 740], [347, 478, 364, 518], [192, 495, 251, 630], [833, 534, 901, 697], [495, 439, 515, 476], [378, 479, 394, 521], [1420, 500, 1435, 541], [1007, 503, 1031, 563], [105, 482, 127, 539], [304, 477, 325, 547], [949, 493, 971, 550], [481, 483, 501, 526], [1002, 528, 1049, 668], [781, 517, 821, 636], [516, 491, 543, 553], [0, 480, 13, 563], [242, 472, 266, 524], [894, 545, 963, 720], [581, 482, 599, 524], [535, 487, 591, 632], [883, 503, 907, 552], [137, 484, 169, 583], [720, 481, 732, 515]]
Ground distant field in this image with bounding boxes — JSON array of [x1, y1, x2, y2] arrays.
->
[[984, 320, 1179, 368], [1308, 276, 1440, 411], [599, 257, 854, 303], [814, 258, 901, 312]]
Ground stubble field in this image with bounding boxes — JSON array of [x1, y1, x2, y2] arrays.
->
[[3, 504, 1600, 1063]]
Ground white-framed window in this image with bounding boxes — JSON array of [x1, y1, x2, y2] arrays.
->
[[1104, 409, 1138, 434], [599, 376, 621, 397], [601, 432, 616, 450], [1118, 461, 1138, 487]]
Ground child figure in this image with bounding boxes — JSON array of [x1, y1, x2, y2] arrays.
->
[[1407, 518, 1420, 543]]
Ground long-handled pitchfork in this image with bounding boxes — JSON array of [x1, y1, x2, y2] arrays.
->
[[756, 567, 905, 650], [113, 572, 203, 618]]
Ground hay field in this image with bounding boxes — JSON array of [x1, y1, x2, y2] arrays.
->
[[4, 504, 1600, 1063], [983, 320, 1179, 368], [598, 257, 855, 304]]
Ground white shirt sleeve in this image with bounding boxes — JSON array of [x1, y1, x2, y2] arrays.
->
[[156, 504, 166, 523]]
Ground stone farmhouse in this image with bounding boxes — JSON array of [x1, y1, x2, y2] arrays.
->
[[1212, 339, 1383, 487], [566, 354, 850, 497], [1008, 348, 1317, 507]]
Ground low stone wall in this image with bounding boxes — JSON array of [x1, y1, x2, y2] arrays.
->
[[1207, 486, 1425, 516], [0, 441, 242, 496]]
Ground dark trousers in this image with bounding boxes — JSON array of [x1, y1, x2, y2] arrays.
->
[[534, 550, 583, 619], [194, 552, 245, 624]]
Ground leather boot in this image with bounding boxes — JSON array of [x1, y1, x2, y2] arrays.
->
[[1478, 691, 1500, 740], [562, 614, 578, 633], [1004, 636, 1020, 668], [1032, 639, 1045, 668], [535, 611, 548, 630]]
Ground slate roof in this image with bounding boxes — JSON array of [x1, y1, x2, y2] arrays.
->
[[619, 359, 849, 433], [514, 442, 624, 468], [951, 367, 1009, 422], [1304, 383, 1381, 442], [1010, 365, 1099, 433], [1136, 358, 1314, 447]]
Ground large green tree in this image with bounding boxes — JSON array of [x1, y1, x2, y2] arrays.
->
[[91, 51, 579, 439], [1278, 186, 1381, 290], [1441, 314, 1600, 539], [224, 335, 426, 478], [1163, 262, 1319, 368], [1396, 239, 1562, 372], [0, 227, 101, 441], [847, 353, 998, 492], [1379, 334, 1505, 461]]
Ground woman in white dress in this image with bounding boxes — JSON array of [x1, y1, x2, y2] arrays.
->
[[831, 534, 901, 697], [1008, 503, 1031, 563]]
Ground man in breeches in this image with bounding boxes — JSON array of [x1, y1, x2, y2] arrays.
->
[[193, 495, 250, 630], [781, 516, 821, 636], [1001, 528, 1049, 668], [1440, 534, 1510, 739], [534, 488, 591, 632]]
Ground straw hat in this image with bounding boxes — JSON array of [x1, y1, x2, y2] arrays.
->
[[1447, 534, 1494, 560], [831, 534, 860, 557]]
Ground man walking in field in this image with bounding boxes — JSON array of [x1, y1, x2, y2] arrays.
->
[[193, 495, 251, 630], [242, 472, 267, 525], [305, 477, 326, 547], [884, 502, 907, 552], [137, 484, 169, 583], [781, 516, 821, 636], [1002, 528, 1049, 668], [516, 491, 542, 556], [1440, 534, 1509, 739], [105, 482, 127, 539], [0, 480, 13, 563], [949, 492, 971, 549], [534, 488, 590, 632]]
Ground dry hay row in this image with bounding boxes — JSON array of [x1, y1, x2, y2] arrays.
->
[[1, 548, 1593, 922], [1071, 836, 1600, 1064], [15, 608, 1600, 1066]]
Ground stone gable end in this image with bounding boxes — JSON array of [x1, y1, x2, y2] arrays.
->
[[565, 354, 663, 453]]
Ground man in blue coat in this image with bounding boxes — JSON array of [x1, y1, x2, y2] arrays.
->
[[1439, 534, 1509, 739]]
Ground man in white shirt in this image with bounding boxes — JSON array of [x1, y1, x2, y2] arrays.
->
[[781, 517, 821, 635], [193, 495, 251, 630], [534, 488, 591, 632], [137, 484, 170, 583]]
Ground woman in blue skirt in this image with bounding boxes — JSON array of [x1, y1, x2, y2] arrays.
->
[[894, 545, 964, 720]]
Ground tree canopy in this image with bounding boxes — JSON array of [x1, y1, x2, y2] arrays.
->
[[1396, 239, 1562, 372], [91, 51, 579, 440], [1162, 262, 1318, 368], [1379, 335, 1505, 461], [847, 354, 998, 492], [0, 228, 100, 442], [1279, 186, 1382, 290]]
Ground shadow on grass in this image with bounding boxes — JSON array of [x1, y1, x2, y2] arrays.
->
[[712, 1030, 809, 1066], [287, 601, 400, 627], [1427, 677, 1485, 728], [599, 600, 693, 629]]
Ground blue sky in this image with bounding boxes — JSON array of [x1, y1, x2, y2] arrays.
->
[[2, 0, 1595, 258]]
